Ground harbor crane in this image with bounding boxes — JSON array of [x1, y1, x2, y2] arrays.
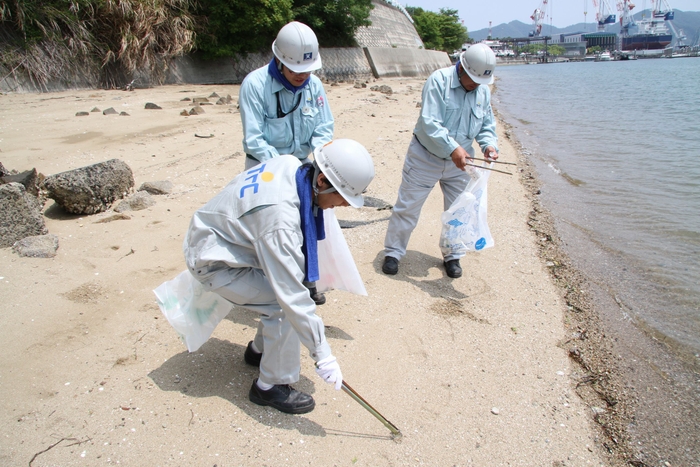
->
[[529, 0, 549, 37], [592, 0, 617, 30]]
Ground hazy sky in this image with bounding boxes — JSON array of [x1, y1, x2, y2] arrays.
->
[[400, 0, 700, 32]]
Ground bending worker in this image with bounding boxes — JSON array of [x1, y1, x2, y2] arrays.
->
[[382, 43, 500, 279], [184, 139, 375, 414], [239, 20, 334, 306]]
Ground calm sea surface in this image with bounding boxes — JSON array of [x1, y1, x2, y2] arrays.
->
[[494, 58, 700, 362]]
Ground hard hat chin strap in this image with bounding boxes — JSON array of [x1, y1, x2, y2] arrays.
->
[[311, 161, 337, 216], [312, 162, 337, 196]]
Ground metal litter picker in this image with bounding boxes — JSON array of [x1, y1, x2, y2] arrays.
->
[[341, 380, 402, 440]]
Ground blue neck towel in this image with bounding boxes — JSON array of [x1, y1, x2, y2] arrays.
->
[[295, 164, 326, 282], [268, 59, 310, 94]]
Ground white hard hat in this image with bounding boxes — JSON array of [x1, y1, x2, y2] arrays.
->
[[272, 21, 322, 73], [460, 43, 496, 85], [314, 139, 375, 208]]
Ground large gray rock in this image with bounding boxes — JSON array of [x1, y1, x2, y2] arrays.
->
[[42, 159, 134, 215], [0, 182, 47, 248]]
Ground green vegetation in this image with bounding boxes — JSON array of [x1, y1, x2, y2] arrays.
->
[[0, 0, 373, 88], [291, 0, 373, 47], [405, 7, 468, 52], [516, 43, 565, 56], [547, 45, 565, 56], [194, 0, 373, 58], [194, 0, 294, 59]]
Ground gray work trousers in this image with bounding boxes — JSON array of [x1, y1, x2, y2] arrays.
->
[[211, 267, 301, 386], [384, 137, 471, 262]]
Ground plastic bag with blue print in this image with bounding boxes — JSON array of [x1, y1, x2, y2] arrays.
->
[[439, 164, 494, 256]]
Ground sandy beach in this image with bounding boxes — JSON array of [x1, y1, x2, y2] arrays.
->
[[0, 80, 620, 466]]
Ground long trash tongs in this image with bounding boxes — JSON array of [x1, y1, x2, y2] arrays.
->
[[341, 380, 402, 439], [465, 162, 513, 175], [469, 156, 517, 165]]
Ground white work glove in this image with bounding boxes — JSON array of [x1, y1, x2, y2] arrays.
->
[[315, 355, 343, 390]]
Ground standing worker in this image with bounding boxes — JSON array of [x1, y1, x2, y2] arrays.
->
[[239, 20, 334, 305], [183, 139, 375, 414], [381, 43, 499, 278]]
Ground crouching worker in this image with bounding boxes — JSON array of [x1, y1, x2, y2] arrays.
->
[[183, 139, 375, 414]]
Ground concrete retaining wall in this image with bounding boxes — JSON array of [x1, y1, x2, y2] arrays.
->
[[162, 46, 448, 86], [364, 48, 452, 78], [165, 47, 374, 86]]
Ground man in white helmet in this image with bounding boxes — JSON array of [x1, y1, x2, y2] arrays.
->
[[239, 20, 334, 306], [382, 43, 500, 278], [183, 139, 375, 414]]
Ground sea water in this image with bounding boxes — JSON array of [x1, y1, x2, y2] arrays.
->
[[494, 58, 700, 362]]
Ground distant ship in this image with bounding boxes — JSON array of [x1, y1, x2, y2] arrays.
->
[[619, 0, 674, 51]]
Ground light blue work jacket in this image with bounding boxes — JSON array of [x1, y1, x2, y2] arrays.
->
[[414, 65, 498, 159], [239, 65, 334, 163]]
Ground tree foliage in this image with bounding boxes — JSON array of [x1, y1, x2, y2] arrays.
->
[[194, 0, 373, 57], [291, 0, 373, 47], [406, 6, 468, 52], [548, 45, 565, 56], [193, 0, 294, 58], [516, 43, 565, 56]]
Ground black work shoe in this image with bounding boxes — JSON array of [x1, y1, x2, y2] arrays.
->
[[308, 287, 326, 305], [244, 341, 262, 367], [444, 259, 462, 278], [249, 379, 315, 414], [382, 256, 399, 275]]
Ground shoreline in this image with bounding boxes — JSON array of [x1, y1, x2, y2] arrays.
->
[[494, 109, 634, 466], [494, 88, 700, 465]]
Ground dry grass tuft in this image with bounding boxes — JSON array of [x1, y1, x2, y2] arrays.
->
[[0, 0, 197, 89]]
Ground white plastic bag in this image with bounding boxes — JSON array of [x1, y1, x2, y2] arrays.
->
[[316, 209, 367, 296], [439, 166, 494, 256], [153, 270, 233, 352]]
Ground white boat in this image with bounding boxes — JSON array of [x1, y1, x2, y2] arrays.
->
[[596, 51, 612, 61]]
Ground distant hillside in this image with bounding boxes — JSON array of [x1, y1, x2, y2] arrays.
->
[[469, 9, 700, 45]]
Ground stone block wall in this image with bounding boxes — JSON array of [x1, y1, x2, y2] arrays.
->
[[355, 0, 425, 49]]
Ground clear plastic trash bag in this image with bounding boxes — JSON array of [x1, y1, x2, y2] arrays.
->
[[153, 270, 232, 352], [317, 209, 367, 296]]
